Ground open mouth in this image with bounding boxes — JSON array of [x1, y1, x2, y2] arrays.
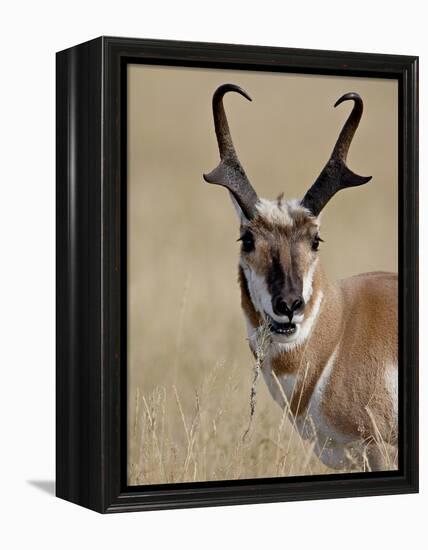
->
[[265, 313, 297, 336]]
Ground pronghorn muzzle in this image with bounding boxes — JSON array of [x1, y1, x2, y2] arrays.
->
[[267, 254, 305, 322], [272, 295, 305, 321]]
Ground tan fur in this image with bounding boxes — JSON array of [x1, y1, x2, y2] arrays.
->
[[238, 201, 398, 471], [242, 209, 319, 282], [323, 272, 398, 443]]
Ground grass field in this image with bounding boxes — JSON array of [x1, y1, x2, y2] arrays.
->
[[128, 350, 334, 485], [127, 66, 398, 485], [128, 321, 397, 486]]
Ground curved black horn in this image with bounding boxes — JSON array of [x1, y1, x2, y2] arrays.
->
[[301, 92, 372, 217], [203, 84, 259, 220]]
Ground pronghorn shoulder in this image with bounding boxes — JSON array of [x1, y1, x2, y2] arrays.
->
[[339, 271, 397, 297], [338, 271, 398, 325]]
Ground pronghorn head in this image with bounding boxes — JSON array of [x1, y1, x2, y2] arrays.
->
[[203, 84, 371, 344]]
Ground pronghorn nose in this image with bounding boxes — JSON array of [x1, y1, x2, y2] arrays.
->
[[291, 297, 305, 313], [272, 295, 305, 318]]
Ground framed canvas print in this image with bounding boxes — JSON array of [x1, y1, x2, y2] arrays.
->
[[56, 37, 418, 513]]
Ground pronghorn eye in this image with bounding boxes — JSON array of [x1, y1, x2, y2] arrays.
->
[[311, 235, 324, 251], [238, 231, 255, 253]]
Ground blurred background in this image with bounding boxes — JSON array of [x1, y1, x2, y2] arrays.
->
[[127, 64, 397, 484]]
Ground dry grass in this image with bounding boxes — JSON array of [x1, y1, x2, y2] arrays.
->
[[128, 318, 332, 485], [128, 367, 397, 485], [128, 320, 397, 485], [129, 366, 330, 485], [128, 317, 397, 486], [127, 67, 398, 485]]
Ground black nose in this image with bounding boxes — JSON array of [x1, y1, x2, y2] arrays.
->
[[272, 295, 305, 319]]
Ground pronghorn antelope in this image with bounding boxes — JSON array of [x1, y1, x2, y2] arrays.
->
[[203, 84, 398, 471]]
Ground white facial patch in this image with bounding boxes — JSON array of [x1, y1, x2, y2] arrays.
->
[[241, 262, 276, 320], [302, 258, 319, 303], [255, 198, 315, 227], [255, 198, 293, 225]]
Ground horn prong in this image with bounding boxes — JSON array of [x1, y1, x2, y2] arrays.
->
[[203, 84, 259, 220], [302, 92, 372, 216]]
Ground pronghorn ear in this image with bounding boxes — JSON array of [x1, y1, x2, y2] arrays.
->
[[229, 192, 250, 224]]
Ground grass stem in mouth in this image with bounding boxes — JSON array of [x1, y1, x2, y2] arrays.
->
[[242, 320, 271, 441]]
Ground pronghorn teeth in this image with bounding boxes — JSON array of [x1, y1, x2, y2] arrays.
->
[[265, 313, 297, 335]]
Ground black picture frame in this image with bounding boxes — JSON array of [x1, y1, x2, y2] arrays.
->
[[56, 36, 419, 513]]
